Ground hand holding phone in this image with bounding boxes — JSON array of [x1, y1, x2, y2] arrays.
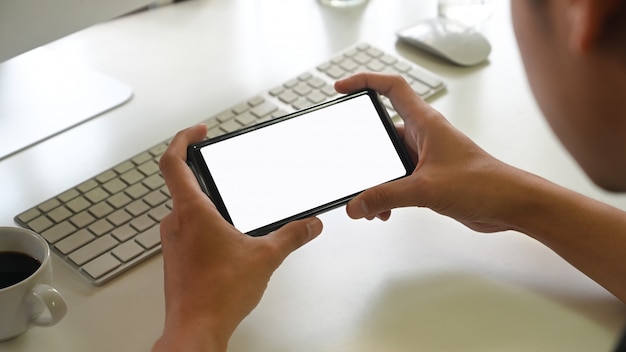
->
[[187, 89, 414, 236]]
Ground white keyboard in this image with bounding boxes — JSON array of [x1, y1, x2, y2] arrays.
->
[[14, 43, 446, 285]]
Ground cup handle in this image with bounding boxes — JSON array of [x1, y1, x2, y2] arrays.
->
[[28, 284, 68, 327]]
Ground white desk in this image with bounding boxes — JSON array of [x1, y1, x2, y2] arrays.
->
[[1, 0, 625, 350]]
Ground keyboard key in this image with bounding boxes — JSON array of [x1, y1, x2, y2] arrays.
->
[[307, 91, 327, 104], [113, 241, 145, 263], [283, 78, 299, 88], [17, 208, 40, 223], [317, 62, 332, 72], [250, 102, 278, 118], [132, 152, 152, 165], [321, 85, 338, 97], [407, 67, 444, 88], [112, 224, 137, 242], [149, 143, 169, 157], [235, 112, 257, 126], [340, 59, 358, 72], [293, 82, 312, 96], [136, 226, 161, 250], [278, 90, 298, 104], [107, 192, 132, 209], [42, 221, 76, 243], [121, 169, 145, 186], [380, 54, 398, 65], [221, 119, 243, 133], [29, 216, 54, 233], [39, 198, 61, 213], [66, 196, 91, 213], [114, 161, 134, 174], [292, 98, 313, 110], [144, 190, 167, 207], [143, 174, 165, 191], [325, 65, 346, 79], [232, 102, 251, 114], [103, 178, 127, 195], [207, 126, 224, 138], [126, 183, 150, 200], [69, 235, 118, 266], [70, 211, 96, 229], [248, 96, 265, 106], [83, 253, 121, 279], [306, 77, 326, 89], [108, 209, 132, 226], [88, 218, 114, 237], [138, 160, 160, 176], [130, 214, 155, 233], [55, 229, 95, 255], [126, 200, 149, 217], [366, 46, 383, 57], [89, 201, 114, 218], [96, 170, 117, 184], [393, 61, 411, 73], [269, 86, 285, 96], [48, 206, 72, 223], [77, 179, 98, 193], [297, 72, 312, 81], [381, 65, 399, 75], [58, 189, 80, 203], [215, 110, 235, 122], [352, 51, 371, 65]]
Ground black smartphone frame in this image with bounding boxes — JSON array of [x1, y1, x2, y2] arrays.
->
[[187, 89, 415, 236]]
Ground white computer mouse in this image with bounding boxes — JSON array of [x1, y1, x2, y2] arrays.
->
[[396, 17, 491, 67]]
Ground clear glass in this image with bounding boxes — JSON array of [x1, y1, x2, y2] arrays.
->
[[318, 0, 369, 7], [438, 0, 492, 26]]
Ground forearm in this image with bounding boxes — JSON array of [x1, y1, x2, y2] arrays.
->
[[506, 170, 626, 302], [152, 314, 230, 352]]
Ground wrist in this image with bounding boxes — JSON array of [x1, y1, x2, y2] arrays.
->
[[490, 165, 560, 236], [501, 166, 595, 241]]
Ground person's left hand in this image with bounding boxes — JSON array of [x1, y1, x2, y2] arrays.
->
[[153, 124, 324, 352]]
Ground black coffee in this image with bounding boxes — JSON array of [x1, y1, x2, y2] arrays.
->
[[0, 251, 41, 289]]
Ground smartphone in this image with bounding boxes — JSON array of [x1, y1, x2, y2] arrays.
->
[[187, 89, 415, 236]]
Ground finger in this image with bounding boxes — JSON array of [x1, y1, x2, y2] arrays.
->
[[346, 177, 420, 219], [376, 210, 392, 221], [264, 217, 323, 259], [159, 124, 209, 206], [394, 122, 405, 137], [334, 73, 428, 125]]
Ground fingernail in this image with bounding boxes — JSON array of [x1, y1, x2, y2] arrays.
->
[[360, 200, 369, 217], [306, 218, 323, 239]]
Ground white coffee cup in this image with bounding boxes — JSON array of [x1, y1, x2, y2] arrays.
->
[[0, 227, 67, 341]]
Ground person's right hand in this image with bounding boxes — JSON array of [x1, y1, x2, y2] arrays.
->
[[336, 73, 533, 233]]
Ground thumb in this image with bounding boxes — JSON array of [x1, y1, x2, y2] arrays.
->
[[346, 177, 418, 219], [264, 217, 323, 259]]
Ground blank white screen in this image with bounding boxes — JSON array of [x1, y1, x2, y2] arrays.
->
[[200, 94, 407, 234]]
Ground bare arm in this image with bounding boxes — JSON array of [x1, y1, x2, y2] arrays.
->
[[336, 73, 626, 302], [509, 170, 626, 300]]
